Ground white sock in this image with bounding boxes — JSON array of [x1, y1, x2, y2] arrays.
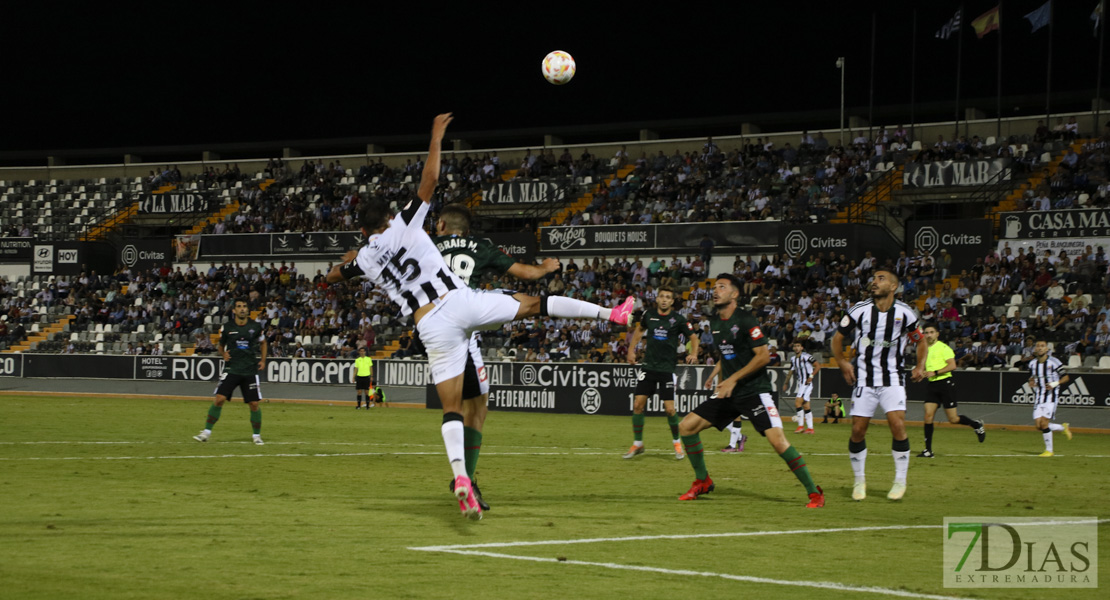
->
[[892, 450, 910, 484], [850, 448, 867, 483], [805, 411, 813, 429], [1043, 431, 1054, 452], [632, 440, 644, 448], [547, 296, 603, 320], [203, 429, 212, 435], [728, 423, 743, 446], [441, 420, 467, 479], [1048, 423, 1064, 432]]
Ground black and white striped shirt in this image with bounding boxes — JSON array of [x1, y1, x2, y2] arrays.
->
[[339, 199, 465, 316], [838, 299, 922, 387], [790, 352, 817, 383], [1029, 356, 1066, 404]]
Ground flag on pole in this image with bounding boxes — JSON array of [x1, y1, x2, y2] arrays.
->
[[936, 8, 963, 40], [1093, 1, 1103, 36], [1025, 1, 1051, 33], [972, 5, 1001, 38]]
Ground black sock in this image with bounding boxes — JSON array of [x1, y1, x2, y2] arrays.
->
[[957, 415, 978, 428], [924, 423, 934, 451], [849, 439, 867, 453], [892, 438, 910, 452], [1041, 427, 1051, 433]]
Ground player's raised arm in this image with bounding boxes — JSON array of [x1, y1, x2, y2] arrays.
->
[[506, 258, 560, 280], [327, 250, 361, 284], [418, 113, 453, 204]]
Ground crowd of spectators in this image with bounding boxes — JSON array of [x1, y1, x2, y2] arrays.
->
[[1011, 138, 1110, 210], [169, 122, 1083, 240], [4, 234, 1110, 367]]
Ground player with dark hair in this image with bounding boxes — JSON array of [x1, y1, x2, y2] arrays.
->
[[784, 340, 819, 434], [1028, 339, 1073, 456], [327, 114, 635, 520], [623, 285, 698, 460], [918, 323, 985, 457], [193, 298, 267, 445], [831, 268, 927, 501], [675, 273, 823, 508], [432, 201, 561, 511]]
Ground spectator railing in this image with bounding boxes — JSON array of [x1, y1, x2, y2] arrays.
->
[[965, 164, 1016, 209]]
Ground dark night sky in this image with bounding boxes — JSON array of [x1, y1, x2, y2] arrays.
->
[[1, 1, 1106, 154]]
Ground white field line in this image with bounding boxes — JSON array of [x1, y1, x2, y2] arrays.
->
[[2, 444, 1110, 462], [409, 520, 1108, 600], [410, 520, 1107, 552], [414, 549, 968, 600]]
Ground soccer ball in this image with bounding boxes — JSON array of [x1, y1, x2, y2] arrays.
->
[[542, 51, 576, 85]]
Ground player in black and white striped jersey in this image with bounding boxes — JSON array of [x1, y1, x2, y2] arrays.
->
[[327, 114, 636, 521], [831, 268, 927, 502], [1028, 339, 1073, 457], [783, 341, 820, 434]]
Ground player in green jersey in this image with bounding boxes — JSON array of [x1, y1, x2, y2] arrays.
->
[[675, 274, 823, 507], [433, 203, 560, 510], [623, 286, 698, 460], [193, 298, 268, 445]]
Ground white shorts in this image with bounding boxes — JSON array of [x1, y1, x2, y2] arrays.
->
[[1033, 402, 1057, 421], [849, 386, 907, 418], [794, 382, 813, 402], [416, 288, 521, 385]]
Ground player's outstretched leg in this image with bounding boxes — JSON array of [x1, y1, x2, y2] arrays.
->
[[517, 294, 636, 326], [766, 427, 823, 508]]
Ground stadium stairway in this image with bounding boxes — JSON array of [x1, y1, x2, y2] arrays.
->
[[83, 184, 179, 242], [829, 165, 903, 224], [986, 140, 1085, 229], [185, 200, 241, 236], [538, 165, 635, 232], [4, 314, 75, 354]]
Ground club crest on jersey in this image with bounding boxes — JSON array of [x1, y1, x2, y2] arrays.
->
[[731, 324, 740, 337]]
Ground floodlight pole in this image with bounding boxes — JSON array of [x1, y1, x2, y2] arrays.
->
[[837, 57, 846, 146]]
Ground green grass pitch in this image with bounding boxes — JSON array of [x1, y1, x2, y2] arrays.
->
[[1, 394, 1106, 599]]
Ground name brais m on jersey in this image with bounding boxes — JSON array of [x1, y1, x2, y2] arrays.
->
[[1012, 377, 1097, 406]]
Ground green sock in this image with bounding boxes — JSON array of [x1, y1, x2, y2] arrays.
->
[[464, 427, 482, 480], [632, 413, 645, 442], [250, 410, 261, 435], [780, 445, 818, 494], [681, 434, 708, 480], [205, 404, 222, 430], [667, 414, 681, 441]]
